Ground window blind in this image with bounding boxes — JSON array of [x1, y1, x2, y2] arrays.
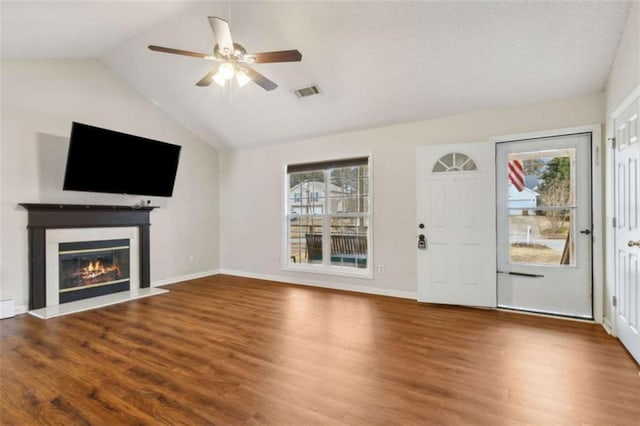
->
[[287, 157, 369, 174]]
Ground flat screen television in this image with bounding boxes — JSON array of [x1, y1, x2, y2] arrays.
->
[[63, 122, 182, 197]]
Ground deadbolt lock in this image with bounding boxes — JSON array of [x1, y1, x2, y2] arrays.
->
[[418, 234, 427, 249]]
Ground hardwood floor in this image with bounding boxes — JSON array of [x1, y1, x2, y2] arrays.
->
[[1, 275, 639, 425]]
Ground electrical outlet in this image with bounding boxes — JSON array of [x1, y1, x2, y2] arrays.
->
[[189, 255, 196, 263], [378, 264, 385, 274]]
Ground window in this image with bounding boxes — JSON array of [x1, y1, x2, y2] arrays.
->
[[286, 157, 371, 275], [432, 152, 477, 173]]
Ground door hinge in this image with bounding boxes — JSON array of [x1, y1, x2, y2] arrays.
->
[[613, 296, 617, 307], [612, 217, 617, 227], [610, 137, 616, 149]]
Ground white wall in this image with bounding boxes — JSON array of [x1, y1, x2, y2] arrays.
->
[[606, 1, 639, 113], [220, 92, 604, 296], [1, 59, 220, 312], [604, 1, 640, 329]]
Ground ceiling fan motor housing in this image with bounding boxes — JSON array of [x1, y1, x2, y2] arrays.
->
[[214, 43, 253, 63]]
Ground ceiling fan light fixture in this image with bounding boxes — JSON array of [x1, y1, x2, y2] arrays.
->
[[236, 69, 251, 87], [212, 72, 227, 87], [219, 62, 235, 80]]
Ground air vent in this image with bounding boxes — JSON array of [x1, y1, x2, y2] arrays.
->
[[294, 85, 321, 98]]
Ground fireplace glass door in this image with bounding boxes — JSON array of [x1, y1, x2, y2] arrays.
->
[[59, 239, 130, 303]]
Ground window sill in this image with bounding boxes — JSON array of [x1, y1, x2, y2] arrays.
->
[[283, 264, 373, 280]]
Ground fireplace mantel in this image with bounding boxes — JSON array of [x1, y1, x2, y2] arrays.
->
[[20, 203, 157, 309]]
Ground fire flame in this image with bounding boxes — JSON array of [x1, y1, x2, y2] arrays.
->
[[80, 261, 120, 281]]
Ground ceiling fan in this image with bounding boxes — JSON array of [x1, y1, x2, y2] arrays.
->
[[148, 16, 302, 91]]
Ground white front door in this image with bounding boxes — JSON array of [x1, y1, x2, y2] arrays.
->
[[496, 133, 593, 318], [614, 96, 640, 364], [416, 142, 496, 307]]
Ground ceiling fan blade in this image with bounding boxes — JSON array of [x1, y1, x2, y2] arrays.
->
[[243, 66, 278, 91], [248, 50, 302, 63], [148, 45, 214, 60], [209, 17, 234, 54], [196, 70, 217, 87]]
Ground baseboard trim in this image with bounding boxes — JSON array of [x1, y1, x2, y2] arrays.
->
[[602, 317, 614, 335], [1, 304, 28, 318], [151, 269, 221, 287], [218, 269, 417, 300]]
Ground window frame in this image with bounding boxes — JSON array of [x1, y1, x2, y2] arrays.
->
[[282, 155, 374, 279]]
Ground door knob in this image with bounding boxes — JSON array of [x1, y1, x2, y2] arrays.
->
[[579, 229, 591, 235], [628, 240, 640, 248]]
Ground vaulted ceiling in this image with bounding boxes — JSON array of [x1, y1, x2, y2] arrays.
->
[[1, 1, 631, 149]]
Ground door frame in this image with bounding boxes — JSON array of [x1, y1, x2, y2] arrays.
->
[[490, 124, 603, 324], [606, 85, 640, 336]]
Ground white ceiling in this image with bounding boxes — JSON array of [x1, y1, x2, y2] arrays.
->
[[1, 1, 631, 149]]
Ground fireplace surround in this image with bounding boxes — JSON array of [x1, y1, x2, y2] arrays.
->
[[20, 204, 156, 310]]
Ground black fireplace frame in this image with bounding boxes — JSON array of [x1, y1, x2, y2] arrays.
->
[[20, 203, 156, 310]]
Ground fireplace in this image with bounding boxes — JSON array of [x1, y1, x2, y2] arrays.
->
[[20, 204, 156, 310], [58, 239, 131, 303], [44, 226, 140, 307]]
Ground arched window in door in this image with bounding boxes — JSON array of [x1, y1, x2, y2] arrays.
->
[[432, 152, 477, 173]]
